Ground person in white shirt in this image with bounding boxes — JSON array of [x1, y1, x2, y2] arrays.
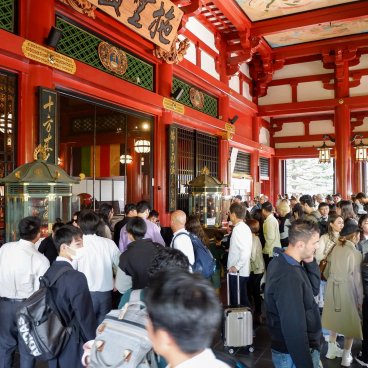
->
[[76, 210, 121, 327], [145, 269, 229, 368], [227, 203, 252, 306], [0, 216, 50, 368], [262, 201, 281, 268], [170, 210, 194, 266]]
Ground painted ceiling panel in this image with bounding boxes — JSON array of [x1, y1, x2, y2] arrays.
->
[[235, 0, 359, 22], [264, 17, 368, 48]]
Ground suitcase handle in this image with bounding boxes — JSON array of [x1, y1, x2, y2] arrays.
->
[[227, 271, 240, 306]]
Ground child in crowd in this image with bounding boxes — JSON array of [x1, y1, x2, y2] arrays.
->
[[209, 230, 226, 296], [246, 219, 265, 324]]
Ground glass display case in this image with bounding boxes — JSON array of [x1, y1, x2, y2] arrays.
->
[[187, 167, 224, 227], [0, 156, 79, 241]]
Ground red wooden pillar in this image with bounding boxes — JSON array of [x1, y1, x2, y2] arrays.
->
[[155, 110, 172, 226], [18, 0, 55, 164], [251, 116, 261, 200], [334, 103, 351, 198], [272, 157, 280, 205], [219, 138, 229, 186]]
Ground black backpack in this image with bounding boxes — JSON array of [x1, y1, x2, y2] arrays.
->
[[172, 232, 216, 278], [16, 266, 75, 361]]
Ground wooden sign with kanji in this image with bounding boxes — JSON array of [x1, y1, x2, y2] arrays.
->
[[88, 0, 183, 52]]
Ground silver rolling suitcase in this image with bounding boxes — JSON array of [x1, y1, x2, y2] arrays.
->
[[223, 272, 254, 354]]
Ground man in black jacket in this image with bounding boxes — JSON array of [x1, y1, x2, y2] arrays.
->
[[46, 225, 96, 368], [265, 220, 321, 368], [116, 217, 161, 293]]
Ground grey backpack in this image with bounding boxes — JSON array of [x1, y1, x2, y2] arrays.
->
[[89, 290, 157, 368]]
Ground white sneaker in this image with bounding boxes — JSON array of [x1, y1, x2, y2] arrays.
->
[[341, 352, 353, 367], [326, 342, 343, 359]]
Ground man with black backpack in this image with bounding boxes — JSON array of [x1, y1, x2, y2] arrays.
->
[[0, 216, 49, 368], [170, 210, 195, 267], [42, 225, 96, 367]]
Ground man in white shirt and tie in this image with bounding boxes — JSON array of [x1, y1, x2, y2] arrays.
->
[[227, 203, 252, 306], [0, 216, 50, 368]]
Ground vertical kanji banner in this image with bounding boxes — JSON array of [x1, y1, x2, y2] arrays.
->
[[87, 0, 183, 51], [39, 88, 58, 164]]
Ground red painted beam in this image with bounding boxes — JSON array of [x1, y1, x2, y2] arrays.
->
[[271, 114, 334, 123], [272, 34, 368, 61], [252, 2, 368, 37], [273, 134, 334, 144], [274, 147, 328, 159], [259, 95, 368, 117]]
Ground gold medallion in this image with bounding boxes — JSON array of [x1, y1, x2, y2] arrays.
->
[[98, 41, 128, 76], [189, 88, 205, 110]]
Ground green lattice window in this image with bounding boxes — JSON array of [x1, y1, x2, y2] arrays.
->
[[0, 0, 15, 33], [55, 17, 154, 91], [172, 78, 218, 118]]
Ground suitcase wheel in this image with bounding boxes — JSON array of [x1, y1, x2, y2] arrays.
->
[[249, 346, 255, 353]]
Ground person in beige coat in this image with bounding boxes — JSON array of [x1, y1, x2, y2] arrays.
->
[[315, 214, 344, 309], [322, 219, 363, 367]]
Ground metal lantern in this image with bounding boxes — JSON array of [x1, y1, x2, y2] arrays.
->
[[187, 167, 224, 227], [317, 141, 332, 164], [354, 137, 368, 162], [0, 148, 79, 241]]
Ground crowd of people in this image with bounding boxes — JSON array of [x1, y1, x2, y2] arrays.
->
[[3, 192, 368, 367]]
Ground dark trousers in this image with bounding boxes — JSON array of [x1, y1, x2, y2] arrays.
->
[[362, 297, 368, 361], [0, 298, 35, 368], [263, 254, 272, 270], [247, 272, 264, 315], [229, 274, 249, 307], [48, 331, 83, 368], [90, 291, 112, 327]]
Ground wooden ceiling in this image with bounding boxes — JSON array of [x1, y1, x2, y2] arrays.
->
[[193, 0, 368, 65]]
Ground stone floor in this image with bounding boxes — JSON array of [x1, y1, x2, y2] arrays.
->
[[12, 277, 364, 367], [13, 322, 364, 368], [212, 323, 363, 368]]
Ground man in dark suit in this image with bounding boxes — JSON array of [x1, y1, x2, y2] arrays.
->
[[45, 225, 96, 368]]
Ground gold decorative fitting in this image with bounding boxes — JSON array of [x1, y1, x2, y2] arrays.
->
[[22, 40, 76, 74], [58, 0, 96, 18], [189, 88, 205, 110], [98, 42, 128, 76], [15, 171, 21, 179], [54, 171, 61, 179], [339, 98, 344, 104], [201, 166, 210, 175], [33, 144, 50, 161], [153, 36, 190, 64]]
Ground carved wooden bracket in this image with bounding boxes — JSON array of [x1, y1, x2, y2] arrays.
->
[[58, 0, 96, 18], [153, 36, 190, 64], [269, 120, 283, 137], [249, 54, 284, 97], [351, 113, 368, 130]]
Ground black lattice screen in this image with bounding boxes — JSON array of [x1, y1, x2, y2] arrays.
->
[[174, 127, 219, 213], [233, 149, 251, 175], [260, 157, 270, 178], [176, 128, 195, 214], [195, 131, 218, 177]]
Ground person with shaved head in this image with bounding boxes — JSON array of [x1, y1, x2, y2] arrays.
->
[[170, 210, 194, 267]]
